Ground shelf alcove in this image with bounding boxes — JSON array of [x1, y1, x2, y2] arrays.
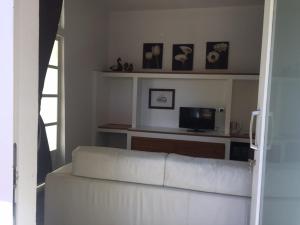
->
[[92, 71, 259, 158]]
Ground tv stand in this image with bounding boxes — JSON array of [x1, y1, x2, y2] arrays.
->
[[96, 124, 252, 160]]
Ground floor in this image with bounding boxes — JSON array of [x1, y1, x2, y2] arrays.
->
[[36, 189, 45, 225]]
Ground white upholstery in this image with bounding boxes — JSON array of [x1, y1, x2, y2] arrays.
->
[[72, 146, 167, 186], [45, 146, 252, 225], [52, 163, 72, 174], [45, 165, 250, 225], [165, 154, 252, 197]]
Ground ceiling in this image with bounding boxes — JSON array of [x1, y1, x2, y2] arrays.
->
[[106, 0, 264, 11]]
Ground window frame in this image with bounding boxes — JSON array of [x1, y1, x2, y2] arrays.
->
[[42, 36, 63, 152]]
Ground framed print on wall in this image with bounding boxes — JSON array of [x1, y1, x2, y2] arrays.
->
[[143, 43, 163, 69], [172, 44, 194, 71], [206, 42, 229, 69], [148, 89, 175, 109]]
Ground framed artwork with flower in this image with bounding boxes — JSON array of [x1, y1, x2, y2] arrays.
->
[[143, 43, 163, 69], [172, 44, 194, 71], [206, 42, 229, 69]]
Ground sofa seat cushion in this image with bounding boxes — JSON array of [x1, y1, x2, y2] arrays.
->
[[72, 146, 167, 186], [164, 154, 252, 197]]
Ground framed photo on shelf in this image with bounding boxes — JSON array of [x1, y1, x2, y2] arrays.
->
[[148, 89, 175, 109], [143, 43, 164, 69], [172, 44, 194, 71], [206, 42, 229, 69]]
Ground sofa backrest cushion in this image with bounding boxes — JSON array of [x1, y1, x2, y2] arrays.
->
[[164, 154, 252, 197], [72, 146, 167, 186]]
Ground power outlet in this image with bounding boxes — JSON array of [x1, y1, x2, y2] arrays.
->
[[216, 107, 225, 113]]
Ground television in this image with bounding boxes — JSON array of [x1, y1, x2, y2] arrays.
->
[[179, 107, 216, 131]]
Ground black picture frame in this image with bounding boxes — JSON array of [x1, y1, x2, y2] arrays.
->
[[148, 89, 175, 109], [172, 44, 194, 71], [206, 42, 229, 69], [143, 43, 164, 69]]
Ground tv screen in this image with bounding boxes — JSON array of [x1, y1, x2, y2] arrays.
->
[[179, 107, 216, 131]]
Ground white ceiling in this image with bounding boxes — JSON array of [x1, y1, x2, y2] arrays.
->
[[106, 0, 264, 11]]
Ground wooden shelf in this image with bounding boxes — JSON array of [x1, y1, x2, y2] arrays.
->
[[97, 123, 131, 134], [129, 126, 229, 138], [96, 71, 259, 81], [97, 123, 250, 142], [98, 123, 131, 130]]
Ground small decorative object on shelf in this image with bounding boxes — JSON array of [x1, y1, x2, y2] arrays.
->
[[172, 44, 194, 71], [110, 58, 134, 72], [206, 42, 229, 69], [143, 43, 163, 69], [110, 57, 123, 71], [123, 62, 129, 71], [123, 63, 134, 72], [128, 64, 134, 72], [148, 88, 175, 109]]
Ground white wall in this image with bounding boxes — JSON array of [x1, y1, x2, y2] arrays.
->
[[65, 4, 262, 157], [107, 6, 264, 73], [64, 0, 108, 162], [231, 80, 259, 134], [105, 78, 133, 125], [137, 79, 227, 131], [106, 0, 264, 11]]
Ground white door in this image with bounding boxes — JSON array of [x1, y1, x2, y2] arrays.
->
[[14, 0, 39, 224], [250, 0, 300, 224], [0, 0, 39, 224], [0, 1, 14, 224]]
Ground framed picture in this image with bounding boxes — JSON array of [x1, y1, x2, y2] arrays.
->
[[148, 89, 175, 109], [206, 42, 229, 69], [143, 43, 163, 69], [172, 44, 194, 71]]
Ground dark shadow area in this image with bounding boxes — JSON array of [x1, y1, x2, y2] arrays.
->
[[36, 189, 45, 225]]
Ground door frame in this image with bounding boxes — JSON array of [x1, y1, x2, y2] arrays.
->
[[0, 0, 14, 224], [250, 0, 276, 224], [14, 0, 39, 224]]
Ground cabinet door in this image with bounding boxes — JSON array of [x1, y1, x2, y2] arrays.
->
[[131, 136, 225, 159], [174, 140, 225, 159], [131, 137, 174, 153]]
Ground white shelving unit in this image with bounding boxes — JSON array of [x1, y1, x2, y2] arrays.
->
[[92, 70, 259, 158], [100, 71, 259, 80]]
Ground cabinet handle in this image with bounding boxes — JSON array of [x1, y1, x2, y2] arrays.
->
[[250, 111, 260, 150]]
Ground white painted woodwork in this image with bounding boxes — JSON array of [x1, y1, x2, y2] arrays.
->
[[0, 1, 14, 224], [93, 71, 257, 155], [96, 71, 258, 132], [102, 72, 259, 80], [14, 0, 39, 224], [249, 0, 275, 224]]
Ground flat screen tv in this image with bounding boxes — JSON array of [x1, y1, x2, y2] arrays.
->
[[179, 107, 216, 131]]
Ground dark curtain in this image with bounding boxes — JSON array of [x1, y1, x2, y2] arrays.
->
[[38, 0, 63, 185]]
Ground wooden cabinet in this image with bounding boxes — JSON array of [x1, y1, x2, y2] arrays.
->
[[131, 136, 225, 159]]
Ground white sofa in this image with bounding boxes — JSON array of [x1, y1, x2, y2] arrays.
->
[[45, 146, 252, 225]]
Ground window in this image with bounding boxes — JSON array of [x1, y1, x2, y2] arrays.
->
[[41, 2, 64, 155], [41, 37, 62, 151]]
